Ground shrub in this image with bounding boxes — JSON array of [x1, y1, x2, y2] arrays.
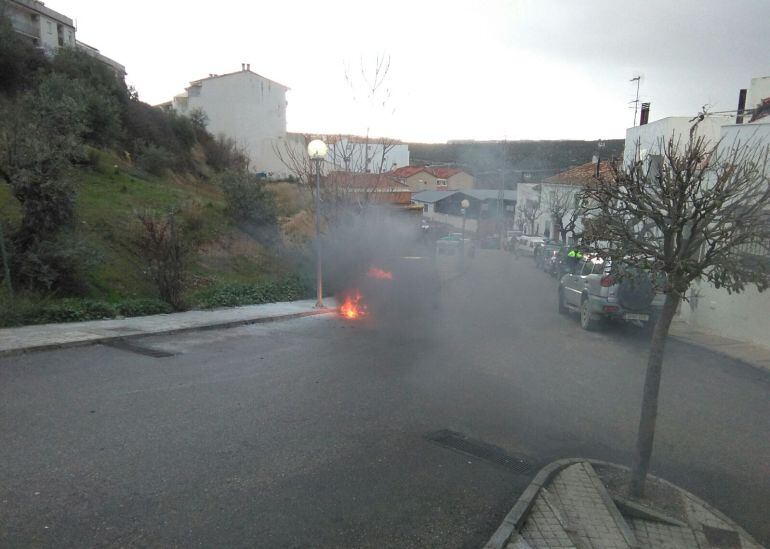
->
[[135, 141, 173, 176], [193, 277, 308, 309], [128, 209, 195, 310], [219, 170, 278, 243], [0, 296, 176, 327], [202, 135, 249, 172], [114, 297, 172, 317]]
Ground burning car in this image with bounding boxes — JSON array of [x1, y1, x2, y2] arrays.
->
[[338, 256, 440, 339]]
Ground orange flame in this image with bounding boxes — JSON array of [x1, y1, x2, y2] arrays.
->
[[367, 267, 393, 280], [340, 291, 367, 319]]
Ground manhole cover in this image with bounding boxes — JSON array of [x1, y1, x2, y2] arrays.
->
[[103, 340, 177, 358], [425, 429, 531, 474]]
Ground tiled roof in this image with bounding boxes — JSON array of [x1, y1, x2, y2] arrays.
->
[[389, 166, 470, 179], [326, 171, 409, 191], [428, 167, 466, 179], [189, 69, 289, 90], [390, 166, 429, 178], [543, 161, 613, 186]]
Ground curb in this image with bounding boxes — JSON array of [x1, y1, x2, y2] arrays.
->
[[483, 458, 763, 549], [0, 308, 335, 359]]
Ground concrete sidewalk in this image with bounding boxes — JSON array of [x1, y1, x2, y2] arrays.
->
[[0, 299, 336, 357], [486, 459, 764, 549], [670, 321, 770, 374]]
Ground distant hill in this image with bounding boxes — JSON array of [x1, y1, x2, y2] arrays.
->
[[408, 139, 625, 188]]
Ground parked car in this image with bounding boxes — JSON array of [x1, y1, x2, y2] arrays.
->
[[558, 255, 665, 330], [480, 235, 500, 249], [514, 236, 547, 258], [536, 242, 564, 274], [436, 233, 472, 255]]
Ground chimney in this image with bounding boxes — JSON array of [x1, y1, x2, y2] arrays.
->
[[241, 63, 245, 71], [246, 63, 251, 71], [640, 102, 650, 125], [736, 89, 747, 124]]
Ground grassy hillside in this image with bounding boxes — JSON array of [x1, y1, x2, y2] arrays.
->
[[0, 22, 313, 327], [0, 150, 311, 326]]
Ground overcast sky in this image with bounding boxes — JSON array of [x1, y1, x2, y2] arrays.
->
[[55, 0, 769, 143]]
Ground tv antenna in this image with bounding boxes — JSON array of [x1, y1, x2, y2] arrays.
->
[[629, 76, 641, 126]]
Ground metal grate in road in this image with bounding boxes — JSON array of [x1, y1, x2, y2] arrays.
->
[[102, 340, 177, 358], [424, 429, 531, 474]]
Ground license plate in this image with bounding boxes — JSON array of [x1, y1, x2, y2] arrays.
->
[[624, 313, 649, 321]]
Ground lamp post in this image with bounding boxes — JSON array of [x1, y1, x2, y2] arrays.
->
[[308, 139, 328, 308]]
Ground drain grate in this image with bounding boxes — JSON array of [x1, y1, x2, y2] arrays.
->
[[103, 340, 177, 358], [424, 429, 531, 474]]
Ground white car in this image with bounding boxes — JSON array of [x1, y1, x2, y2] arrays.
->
[[514, 236, 546, 257]]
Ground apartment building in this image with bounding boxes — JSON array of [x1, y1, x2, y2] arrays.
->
[[3, 0, 125, 76], [162, 65, 290, 177]]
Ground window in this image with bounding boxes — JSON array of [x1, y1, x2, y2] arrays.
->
[[436, 179, 448, 187], [47, 21, 53, 34], [591, 260, 606, 275], [580, 260, 593, 276]]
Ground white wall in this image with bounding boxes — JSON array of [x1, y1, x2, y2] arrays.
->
[[623, 116, 731, 167], [685, 119, 770, 347], [514, 183, 545, 235], [540, 182, 583, 242], [327, 138, 409, 173], [746, 76, 770, 111], [172, 70, 289, 177]]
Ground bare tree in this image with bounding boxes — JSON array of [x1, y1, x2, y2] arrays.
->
[[516, 199, 542, 235], [545, 186, 583, 243], [582, 128, 770, 498], [274, 55, 400, 221], [128, 209, 195, 311]]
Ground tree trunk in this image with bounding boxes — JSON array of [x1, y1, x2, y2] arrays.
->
[[629, 292, 680, 498]]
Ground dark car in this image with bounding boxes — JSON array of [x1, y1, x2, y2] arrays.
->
[[535, 242, 564, 273], [359, 255, 441, 340]]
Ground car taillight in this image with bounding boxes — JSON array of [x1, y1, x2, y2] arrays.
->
[[600, 275, 614, 287]]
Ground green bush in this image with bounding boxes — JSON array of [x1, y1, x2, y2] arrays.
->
[[135, 142, 173, 176], [114, 298, 173, 317], [193, 277, 309, 309], [0, 296, 174, 327]]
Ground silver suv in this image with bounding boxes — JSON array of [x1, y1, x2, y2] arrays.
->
[[558, 255, 665, 330]]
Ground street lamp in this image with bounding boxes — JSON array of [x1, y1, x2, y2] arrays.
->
[[308, 139, 328, 308]]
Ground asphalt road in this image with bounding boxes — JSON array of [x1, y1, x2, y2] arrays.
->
[[2, 251, 769, 548]]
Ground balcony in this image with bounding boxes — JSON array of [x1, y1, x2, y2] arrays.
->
[[10, 15, 40, 39]]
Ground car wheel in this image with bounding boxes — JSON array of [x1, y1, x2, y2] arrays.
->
[[580, 298, 599, 330], [558, 288, 569, 315]]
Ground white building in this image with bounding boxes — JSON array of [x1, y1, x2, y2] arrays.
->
[[621, 76, 770, 348], [163, 65, 290, 177], [3, 0, 125, 76], [4, 0, 75, 53], [515, 161, 613, 240], [623, 115, 733, 167], [326, 136, 409, 174]]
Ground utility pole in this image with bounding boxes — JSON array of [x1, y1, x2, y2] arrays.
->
[[630, 76, 641, 126]]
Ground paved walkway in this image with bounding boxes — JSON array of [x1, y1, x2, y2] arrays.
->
[[488, 459, 764, 549], [0, 299, 335, 357], [670, 320, 770, 374]]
